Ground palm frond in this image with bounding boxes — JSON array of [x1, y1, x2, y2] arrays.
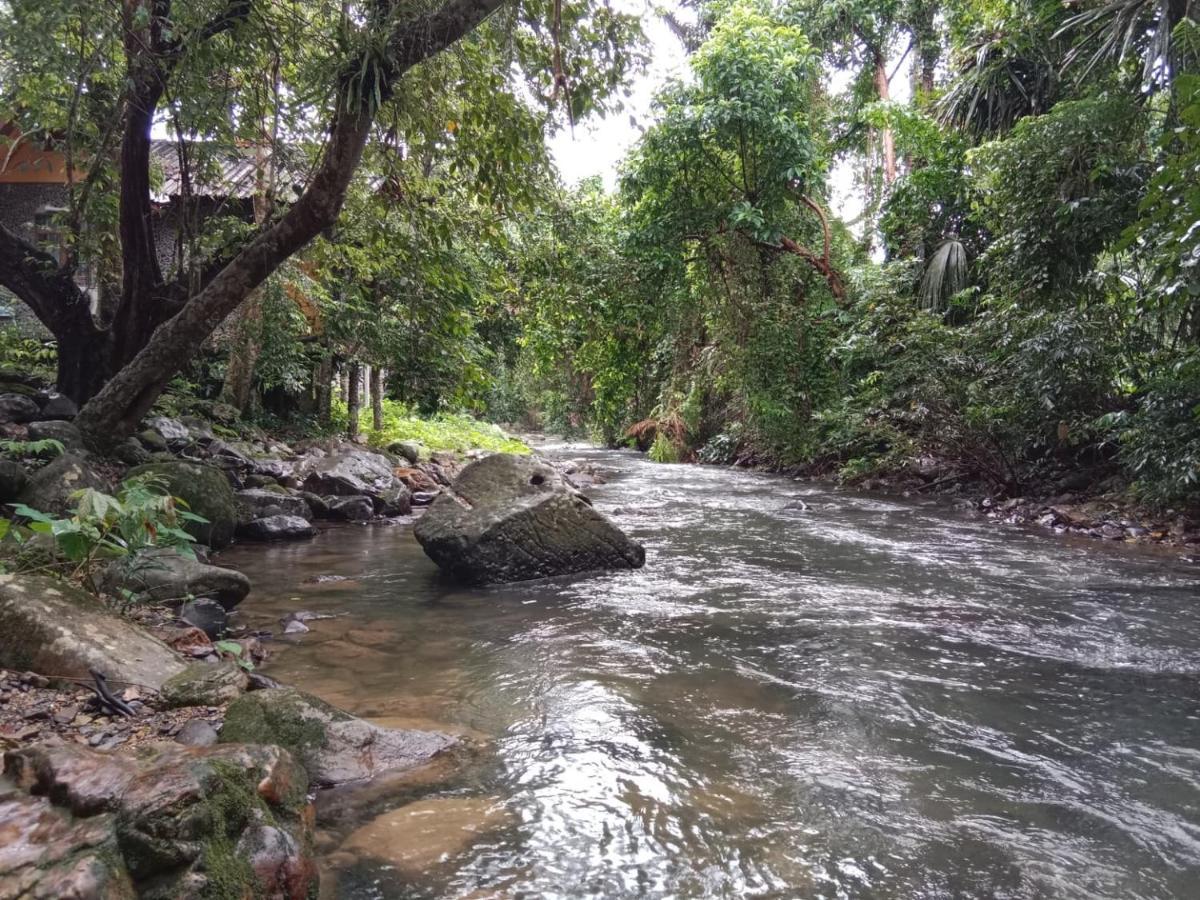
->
[[919, 239, 970, 311], [1056, 0, 1196, 91]]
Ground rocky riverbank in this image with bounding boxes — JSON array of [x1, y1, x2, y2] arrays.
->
[[771, 457, 1200, 559], [0, 388, 540, 898]]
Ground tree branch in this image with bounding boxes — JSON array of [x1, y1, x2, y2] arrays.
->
[[77, 0, 509, 443], [0, 221, 95, 334]]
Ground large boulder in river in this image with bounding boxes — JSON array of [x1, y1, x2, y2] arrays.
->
[[128, 460, 237, 548], [413, 453, 645, 584], [0, 574, 187, 690], [3, 740, 316, 899], [296, 446, 411, 515], [220, 686, 458, 787], [102, 547, 251, 610], [18, 451, 112, 515]]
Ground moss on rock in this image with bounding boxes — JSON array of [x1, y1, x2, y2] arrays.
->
[[127, 461, 237, 548]]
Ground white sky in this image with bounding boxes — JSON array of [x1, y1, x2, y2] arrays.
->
[[547, 7, 688, 189]]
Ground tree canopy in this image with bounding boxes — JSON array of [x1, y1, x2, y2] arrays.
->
[[1, 0, 1197, 507]]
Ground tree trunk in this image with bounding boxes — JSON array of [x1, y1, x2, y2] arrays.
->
[[218, 290, 265, 413], [315, 350, 334, 425], [70, 0, 509, 448], [370, 366, 384, 431], [872, 48, 897, 185], [55, 326, 113, 405], [346, 361, 361, 437]]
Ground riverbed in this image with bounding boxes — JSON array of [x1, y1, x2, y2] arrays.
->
[[220, 444, 1200, 899]]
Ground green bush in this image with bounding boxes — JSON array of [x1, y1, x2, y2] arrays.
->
[[2, 472, 208, 596]]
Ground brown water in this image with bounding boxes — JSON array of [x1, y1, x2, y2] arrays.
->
[[219, 444, 1200, 899]]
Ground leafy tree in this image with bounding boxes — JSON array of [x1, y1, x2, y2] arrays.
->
[[0, 0, 641, 447]]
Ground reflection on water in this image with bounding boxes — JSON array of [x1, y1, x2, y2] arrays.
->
[[219, 445, 1200, 899]]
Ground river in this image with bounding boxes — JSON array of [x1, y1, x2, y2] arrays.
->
[[220, 444, 1200, 899]]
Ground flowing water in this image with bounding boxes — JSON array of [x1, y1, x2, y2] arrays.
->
[[220, 445, 1200, 899]]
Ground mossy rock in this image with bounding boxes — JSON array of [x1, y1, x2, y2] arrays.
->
[[18, 451, 113, 516], [221, 687, 457, 786], [0, 458, 29, 503], [128, 461, 237, 549], [159, 662, 247, 709]]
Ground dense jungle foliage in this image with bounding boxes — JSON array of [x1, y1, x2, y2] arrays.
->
[[1, 0, 1197, 506]]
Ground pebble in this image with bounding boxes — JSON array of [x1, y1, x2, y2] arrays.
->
[[53, 705, 79, 726], [175, 719, 219, 747]]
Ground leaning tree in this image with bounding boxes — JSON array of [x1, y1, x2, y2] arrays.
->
[[0, 0, 638, 445]]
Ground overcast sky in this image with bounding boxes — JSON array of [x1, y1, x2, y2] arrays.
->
[[547, 8, 688, 190]]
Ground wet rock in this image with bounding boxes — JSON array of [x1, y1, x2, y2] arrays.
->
[[297, 446, 410, 514], [388, 440, 423, 464], [18, 451, 112, 516], [414, 453, 645, 585], [127, 461, 237, 548], [282, 615, 310, 635], [111, 438, 150, 467], [203, 441, 255, 481], [0, 459, 28, 503], [159, 662, 247, 709], [174, 718, 219, 747], [0, 574, 187, 691], [26, 419, 84, 450], [326, 495, 374, 522], [236, 488, 312, 524], [5, 740, 316, 898], [339, 796, 512, 875], [239, 515, 317, 542], [178, 416, 215, 444], [235, 823, 316, 900], [377, 483, 412, 516], [220, 686, 458, 787], [36, 393, 79, 421], [102, 548, 251, 610], [251, 457, 294, 481], [177, 597, 229, 639], [0, 791, 132, 898], [0, 393, 41, 424], [394, 466, 440, 493], [137, 428, 169, 452], [144, 416, 190, 448], [296, 491, 329, 518]]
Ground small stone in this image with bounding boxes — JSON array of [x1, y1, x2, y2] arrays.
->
[[177, 597, 229, 640], [326, 495, 374, 521], [53, 704, 79, 725], [175, 718, 219, 747], [37, 392, 79, 420]]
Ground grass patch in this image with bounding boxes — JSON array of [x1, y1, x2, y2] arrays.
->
[[334, 399, 529, 455]]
